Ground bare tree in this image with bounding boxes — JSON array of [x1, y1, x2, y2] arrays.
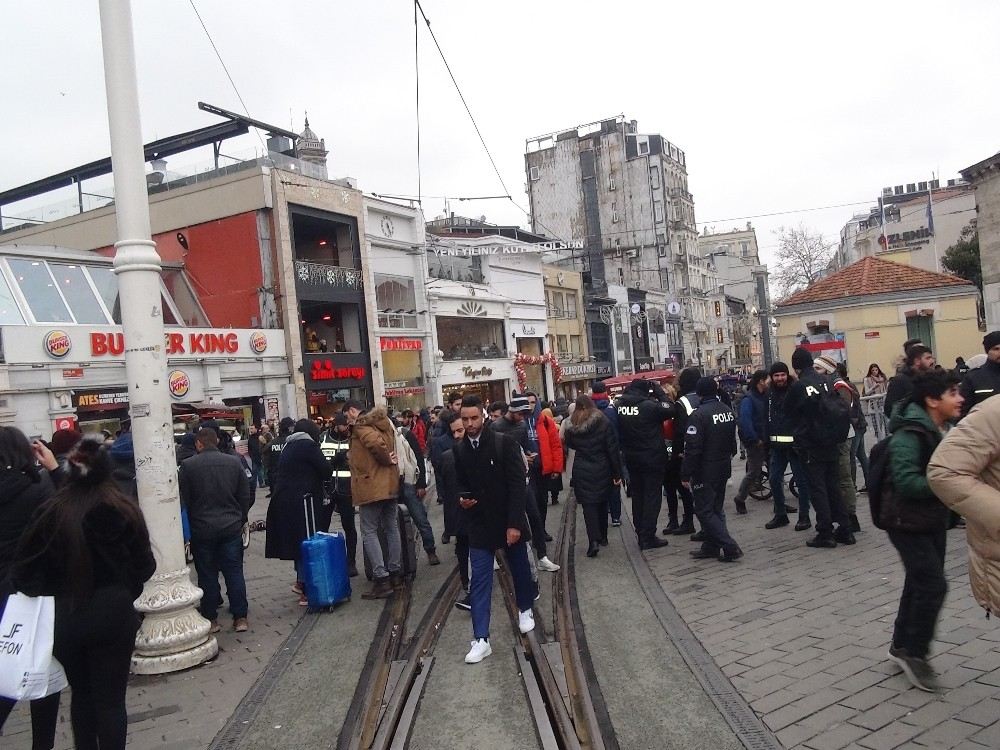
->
[[772, 224, 835, 299]]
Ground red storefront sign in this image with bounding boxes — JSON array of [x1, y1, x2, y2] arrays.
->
[[53, 416, 78, 432], [62, 368, 84, 379], [91, 331, 241, 357], [310, 359, 366, 382], [380, 338, 423, 351]]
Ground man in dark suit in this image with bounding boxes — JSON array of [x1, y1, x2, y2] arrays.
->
[[453, 394, 536, 664]]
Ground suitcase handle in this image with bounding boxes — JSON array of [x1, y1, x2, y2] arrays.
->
[[303, 493, 316, 537]]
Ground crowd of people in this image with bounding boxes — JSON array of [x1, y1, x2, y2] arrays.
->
[[6, 328, 1000, 748]]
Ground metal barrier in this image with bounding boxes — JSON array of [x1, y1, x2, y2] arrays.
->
[[861, 394, 887, 440]]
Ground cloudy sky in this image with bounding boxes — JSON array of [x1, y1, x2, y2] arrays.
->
[[4, 0, 999, 269]]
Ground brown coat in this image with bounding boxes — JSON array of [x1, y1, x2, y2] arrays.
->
[[349, 406, 400, 506], [927, 396, 1000, 616]]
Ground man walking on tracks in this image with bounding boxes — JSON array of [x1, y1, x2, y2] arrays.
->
[[682, 378, 743, 563], [454, 394, 536, 664]]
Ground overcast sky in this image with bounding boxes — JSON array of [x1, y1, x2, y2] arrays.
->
[[4, 0, 999, 270]]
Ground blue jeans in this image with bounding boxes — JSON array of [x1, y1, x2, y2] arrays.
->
[[469, 542, 535, 640], [254, 460, 266, 487], [191, 533, 248, 620], [400, 483, 436, 552], [770, 444, 811, 518], [606, 483, 622, 522], [851, 431, 870, 488]]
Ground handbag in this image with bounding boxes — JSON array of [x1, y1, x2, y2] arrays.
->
[[0, 593, 68, 700]]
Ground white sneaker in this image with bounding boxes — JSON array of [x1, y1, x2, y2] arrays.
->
[[518, 609, 535, 634], [537, 556, 561, 572], [493, 558, 501, 571], [465, 638, 492, 664]]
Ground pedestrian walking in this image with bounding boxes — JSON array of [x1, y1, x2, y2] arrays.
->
[[248, 424, 266, 488], [682, 378, 742, 562], [732, 370, 769, 516], [10, 438, 155, 750], [764, 361, 812, 530], [453, 395, 536, 664], [590, 381, 624, 527], [396, 419, 440, 566], [877, 370, 963, 691], [563, 395, 623, 557], [814, 355, 861, 532], [437, 412, 472, 609], [540, 406, 565, 505]]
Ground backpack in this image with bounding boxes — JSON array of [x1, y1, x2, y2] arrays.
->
[[866, 426, 930, 531], [395, 428, 418, 485], [841, 380, 867, 433], [813, 375, 851, 445]]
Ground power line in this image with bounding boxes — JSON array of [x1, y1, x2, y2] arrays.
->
[[413, 1, 422, 205], [696, 199, 874, 225]]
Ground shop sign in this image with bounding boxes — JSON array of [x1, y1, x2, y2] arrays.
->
[[74, 389, 130, 411], [864, 331, 880, 339], [168, 370, 191, 399], [617, 360, 634, 376], [249, 331, 268, 354], [44, 330, 72, 359], [462, 366, 493, 379], [380, 338, 423, 351], [385, 386, 426, 397], [311, 359, 366, 382], [266, 397, 279, 422], [62, 368, 84, 379], [53, 416, 78, 432], [635, 357, 655, 373], [560, 362, 597, 379], [595, 362, 613, 377], [519, 324, 537, 336]]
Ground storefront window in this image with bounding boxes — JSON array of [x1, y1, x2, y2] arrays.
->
[[49, 264, 107, 324], [375, 274, 417, 329], [301, 301, 362, 353], [427, 252, 484, 284], [88, 266, 122, 323], [162, 270, 210, 326], [8, 259, 72, 323], [436, 317, 506, 360], [0, 272, 25, 325]]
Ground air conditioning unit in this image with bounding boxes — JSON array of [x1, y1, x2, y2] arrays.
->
[[626, 248, 639, 259], [612, 211, 620, 223], [608, 176, 616, 191]]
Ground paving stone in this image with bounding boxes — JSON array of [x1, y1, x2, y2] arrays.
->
[[802, 721, 871, 750], [856, 719, 925, 749], [898, 696, 969, 728], [909, 718, 980, 748], [955, 698, 1000, 727], [840, 684, 900, 711]]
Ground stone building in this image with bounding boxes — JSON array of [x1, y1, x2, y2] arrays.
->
[[961, 152, 1000, 330]]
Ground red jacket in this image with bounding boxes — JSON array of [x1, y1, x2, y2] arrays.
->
[[537, 413, 565, 475], [411, 419, 427, 455]]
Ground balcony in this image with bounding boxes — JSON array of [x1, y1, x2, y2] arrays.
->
[[295, 260, 363, 291], [670, 219, 697, 232], [668, 187, 693, 201]]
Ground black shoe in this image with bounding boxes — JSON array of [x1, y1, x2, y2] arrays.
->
[[455, 594, 472, 611], [611, 518, 622, 527], [441, 534, 451, 545], [598, 537, 608, 546], [662, 519, 680, 535], [690, 530, 707, 542], [806, 534, 837, 548], [794, 518, 812, 531], [691, 547, 720, 560], [850, 514, 861, 533], [587, 542, 600, 558], [765, 515, 789, 529], [834, 527, 856, 545], [735, 499, 748, 515], [545, 533, 553, 542], [719, 546, 743, 563], [672, 520, 695, 535], [348, 563, 358, 578], [551, 497, 560, 505], [639, 537, 669, 551], [784, 505, 798, 514]]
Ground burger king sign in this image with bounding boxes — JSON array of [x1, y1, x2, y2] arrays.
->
[[44, 330, 72, 359], [167, 369, 191, 399], [249, 331, 268, 354]]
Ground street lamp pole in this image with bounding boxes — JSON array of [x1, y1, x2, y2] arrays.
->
[[98, 0, 217, 673]]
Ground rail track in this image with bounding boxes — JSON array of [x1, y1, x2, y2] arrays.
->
[[337, 492, 611, 750]]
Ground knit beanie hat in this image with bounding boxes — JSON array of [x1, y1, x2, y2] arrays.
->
[[984, 331, 1000, 352], [769, 361, 790, 376], [791, 347, 814, 372], [813, 355, 837, 375], [695, 377, 719, 398]]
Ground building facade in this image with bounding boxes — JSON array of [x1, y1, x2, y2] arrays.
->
[[961, 152, 1000, 330], [542, 264, 610, 398], [524, 116, 697, 374]]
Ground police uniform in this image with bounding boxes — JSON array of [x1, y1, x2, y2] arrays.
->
[[681, 379, 741, 560], [320, 425, 358, 568]]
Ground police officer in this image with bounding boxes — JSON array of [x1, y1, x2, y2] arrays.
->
[[265, 417, 295, 496], [663, 367, 701, 537], [960, 331, 1000, 418], [616, 378, 675, 550], [321, 413, 358, 576], [681, 377, 742, 562]]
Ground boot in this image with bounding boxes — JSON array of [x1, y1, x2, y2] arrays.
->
[[662, 517, 680, 535], [690, 530, 707, 542], [389, 573, 404, 592], [806, 534, 837, 549], [834, 526, 856, 545], [765, 515, 789, 529], [587, 541, 600, 558], [362, 577, 393, 599], [639, 537, 669, 551], [348, 563, 358, 578], [850, 514, 861, 533], [672, 518, 695, 535], [794, 517, 812, 531], [735, 499, 748, 515], [427, 551, 441, 566]]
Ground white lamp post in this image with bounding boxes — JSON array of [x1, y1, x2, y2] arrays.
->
[[98, 0, 217, 673]]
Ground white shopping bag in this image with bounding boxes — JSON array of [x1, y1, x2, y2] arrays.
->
[[0, 593, 68, 700], [423, 463, 437, 505]]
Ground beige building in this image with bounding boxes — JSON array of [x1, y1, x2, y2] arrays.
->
[[543, 264, 604, 398], [775, 257, 982, 381], [961, 152, 1000, 330]]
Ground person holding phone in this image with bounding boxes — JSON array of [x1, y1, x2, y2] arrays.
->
[[453, 394, 536, 664]]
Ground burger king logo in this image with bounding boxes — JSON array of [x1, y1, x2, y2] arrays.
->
[[44, 330, 72, 359], [249, 331, 268, 354], [167, 369, 190, 399]]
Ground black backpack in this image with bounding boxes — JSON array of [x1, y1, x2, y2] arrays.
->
[[867, 426, 929, 530], [813, 376, 851, 446]]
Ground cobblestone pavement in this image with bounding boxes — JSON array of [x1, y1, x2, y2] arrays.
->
[[642, 466, 1000, 750]]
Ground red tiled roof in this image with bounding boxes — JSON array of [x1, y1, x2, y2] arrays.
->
[[777, 256, 971, 307]]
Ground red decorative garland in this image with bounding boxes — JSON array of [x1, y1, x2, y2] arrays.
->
[[513, 352, 563, 392]]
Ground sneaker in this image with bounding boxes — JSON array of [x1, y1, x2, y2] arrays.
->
[[208, 619, 221, 634], [765, 515, 789, 529], [888, 647, 939, 692], [233, 617, 249, 632], [427, 551, 441, 566], [537, 556, 561, 572], [611, 519, 622, 527], [298, 594, 309, 606], [455, 594, 472, 611], [465, 638, 492, 664], [518, 609, 535, 634]]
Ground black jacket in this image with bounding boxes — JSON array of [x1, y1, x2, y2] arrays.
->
[[178, 446, 254, 542], [884, 368, 915, 418], [491, 414, 531, 454], [786, 369, 838, 452], [671, 392, 701, 459], [453, 426, 530, 551], [265, 432, 291, 487], [266, 432, 333, 561], [960, 359, 1000, 418], [616, 383, 676, 472], [429, 430, 454, 475], [0, 469, 54, 586], [767, 384, 795, 444], [439, 447, 465, 536], [563, 410, 622, 505], [680, 397, 737, 484]]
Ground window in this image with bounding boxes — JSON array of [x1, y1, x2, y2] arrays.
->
[[714, 301, 722, 318], [375, 274, 418, 329], [556, 334, 568, 353], [649, 167, 660, 189], [550, 291, 564, 317], [8, 259, 72, 323], [617, 268, 625, 284], [906, 315, 935, 352], [638, 140, 650, 155], [48, 264, 107, 324], [0, 271, 24, 324], [427, 250, 483, 284], [654, 201, 664, 224], [88, 267, 122, 324], [565, 293, 577, 319], [162, 269, 210, 326], [529, 166, 540, 181], [717, 327, 724, 344], [436, 316, 506, 360], [608, 175, 616, 191], [740, 241, 750, 257], [570, 335, 582, 355]]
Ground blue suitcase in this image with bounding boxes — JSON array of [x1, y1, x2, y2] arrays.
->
[[300, 496, 351, 609]]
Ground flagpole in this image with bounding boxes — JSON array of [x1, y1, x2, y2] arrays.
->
[[929, 171, 939, 272]]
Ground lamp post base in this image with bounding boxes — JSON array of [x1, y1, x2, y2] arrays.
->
[[130, 567, 219, 675]]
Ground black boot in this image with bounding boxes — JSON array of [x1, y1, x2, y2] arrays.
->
[[806, 534, 837, 548], [735, 499, 748, 515], [672, 518, 695, 535], [662, 517, 680, 535], [834, 526, 856, 545], [765, 515, 789, 529], [640, 536, 669, 551], [850, 514, 861, 533], [794, 516, 812, 531], [690, 530, 707, 542], [587, 541, 600, 558]]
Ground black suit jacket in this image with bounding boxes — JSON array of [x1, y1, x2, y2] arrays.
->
[[453, 425, 531, 551]]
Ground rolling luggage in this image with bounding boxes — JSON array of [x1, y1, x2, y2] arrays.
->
[[364, 502, 419, 581], [300, 495, 351, 609]]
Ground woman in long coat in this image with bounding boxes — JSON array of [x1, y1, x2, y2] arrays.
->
[[562, 395, 622, 557], [265, 419, 331, 603]]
